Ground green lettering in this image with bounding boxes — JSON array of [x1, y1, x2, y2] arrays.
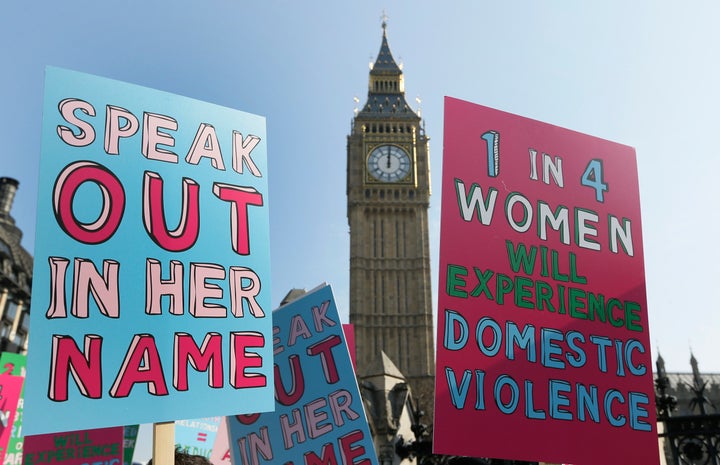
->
[[607, 298, 624, 328], [569, 252, 587, 284], [625, 301, 642, 332], [568, 287, 587, 319], [53, 436, 68, 449], [587, 292, 606, 323], [496, 274, 514, 305], [446, 264, 468, 298], [551, 249, 569, 282], [505, 240, 536, 274], [514, 276, 534, 309], [535, 280, 556, 312], [557, 285, 567, 314], [470, 267, 494, 299]]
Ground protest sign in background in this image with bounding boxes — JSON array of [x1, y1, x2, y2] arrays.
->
[[208, 420, 231, 465], [0, 375, 24, 465], [0, 352, 26, 465], [174, 417, 221, 459], [24, 427, 123, 465], [24, 67, 274, 435], [227, 284, 377, 465], [122, 425, 139, 465], [342, 324, 356, 369], [433, 97, 659, 465]]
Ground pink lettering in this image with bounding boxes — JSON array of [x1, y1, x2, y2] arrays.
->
[[311, 300, 335, 331], [230, 332, 266, 389], [232, 132, 262, 176], [145, 258, 184, 315], [212, 183, 263, 255], [229, 267, 265, 317], [288, 315, 312, 347], [274, 354, 305, 406], [142, 112, 178, 163], [109, 334, 169, 398], [71, 258, 120, 318], [307, 335, 342, 384], [49, 334, 103, 401], [304, 443, 337, 465], [46, 257, 70, 318], [142, 171, 200, 252], [280, 409, 306, 449], [338, 430, 370, 465], [173, 332, 224, 390], [53, 161, 125, 244], [57, 98, 96, 147], [104, 105, 139, 155], [189, 263, 226, 317], [186, 123, 225, 170], [328, 390, 360, 426], [304, 398, 332, 439], [235, 413, 261, 425]]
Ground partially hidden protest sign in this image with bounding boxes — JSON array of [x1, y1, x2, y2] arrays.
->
[[25, 67, 274, 435], [24, 426, 123, 465], [433, 97, 659, 465], [342, 324, 356, 369], [0, 353, 26, 378], [175, 417, 222, 459], [227, 284, 377, 465], [0, 375, 24, 464], [208, 419, 231, 465], [122, 425, 139, 465], [0, 353, 26, 465]]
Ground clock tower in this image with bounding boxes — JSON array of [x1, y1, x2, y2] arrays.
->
[[347, 21, 435, 415]]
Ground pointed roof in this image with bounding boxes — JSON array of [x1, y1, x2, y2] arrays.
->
[[370, 22, 402, 75], [279, 288, 307, 307], [357, 21, 419, 121], [690, 351, 704, 386], [364, 350, 406, 380], [656, 353, 667, 377]]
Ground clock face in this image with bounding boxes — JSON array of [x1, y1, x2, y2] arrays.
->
[[367, 145, 411, 182]]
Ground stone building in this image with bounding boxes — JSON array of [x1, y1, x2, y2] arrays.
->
[[656, 353, 720, 465], [346, 20, 436, 465], [0, 177, 33, 353], [658, 354, 720, 416]]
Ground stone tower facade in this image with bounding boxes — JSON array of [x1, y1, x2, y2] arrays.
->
[[347, 22, 435, 418], [0, 177, 33, 353]]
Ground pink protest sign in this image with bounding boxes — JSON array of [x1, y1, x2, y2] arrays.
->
[[0, 375, 24, 463], [24, 426, 123, 465], [433, 97, 658, 465], [208, 419, 231, 465], [342, 324, 356, 369]]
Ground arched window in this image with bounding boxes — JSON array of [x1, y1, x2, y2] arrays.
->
[[0, 240, 10, 257]]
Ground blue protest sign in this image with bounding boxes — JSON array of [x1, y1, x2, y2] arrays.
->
[[227, 285, 377, 465], [24, 67, 274, 435]]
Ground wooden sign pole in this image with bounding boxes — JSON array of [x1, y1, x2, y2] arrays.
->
[[153, 421, 175, 465]]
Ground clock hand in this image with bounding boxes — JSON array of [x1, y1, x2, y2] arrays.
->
[[386, 147, 391, 169]]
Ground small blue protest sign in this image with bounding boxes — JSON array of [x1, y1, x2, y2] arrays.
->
[[227, 285, 377, 465], [175, 417, 222, 459]]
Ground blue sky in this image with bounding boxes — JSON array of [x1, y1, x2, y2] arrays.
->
[[2, 1, 719, 447]]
